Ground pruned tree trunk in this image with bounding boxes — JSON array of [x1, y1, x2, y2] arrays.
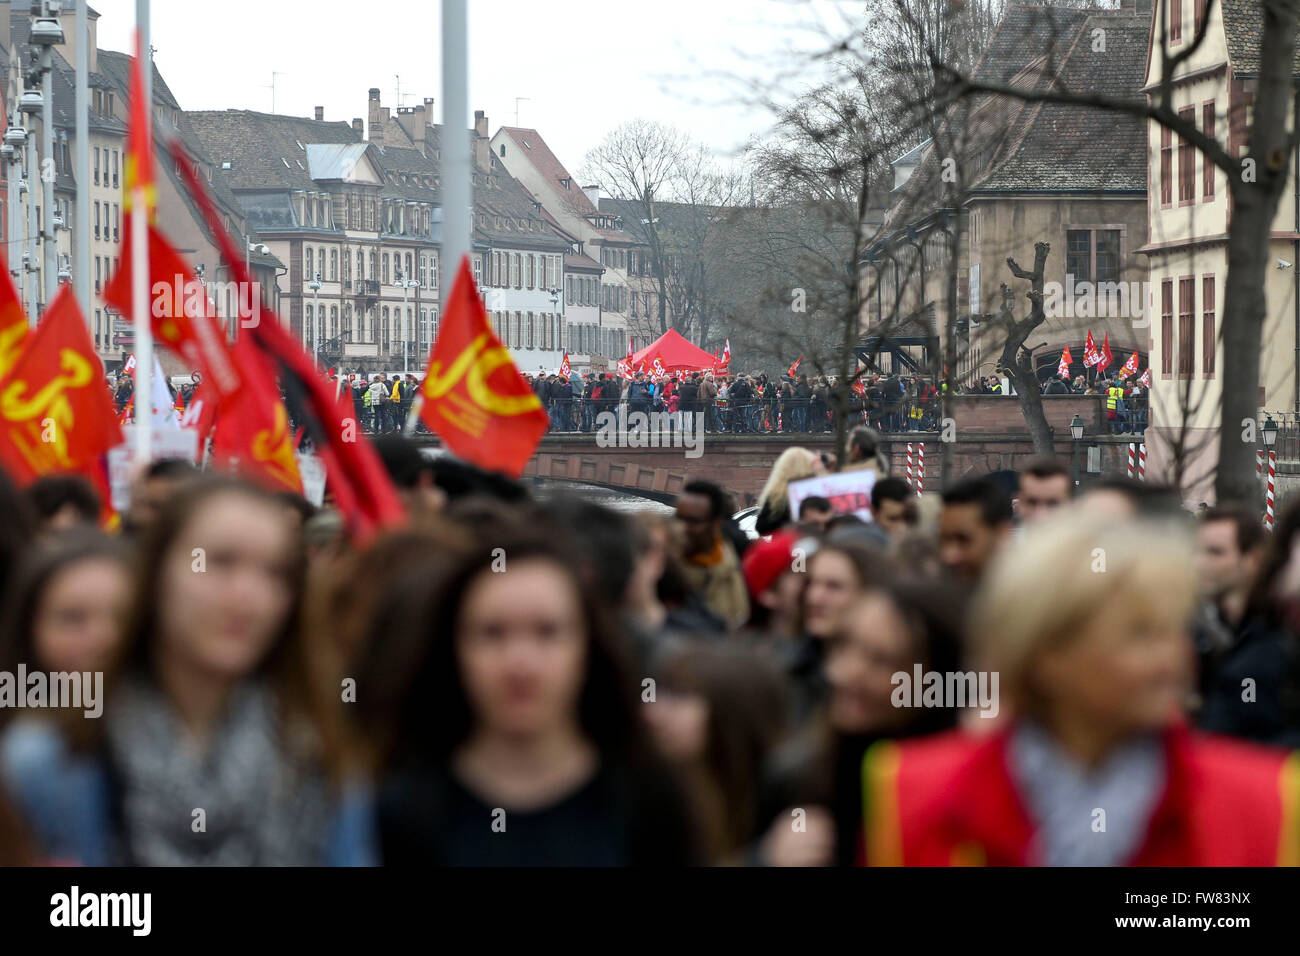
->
[[1000, 242, 1055, 456]]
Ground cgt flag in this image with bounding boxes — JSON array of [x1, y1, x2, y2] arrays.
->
[[787, 355, 803, 378], [0, 287, 123, 484], [1118, 350, 1140, 380], [559, 352, 571, 379], [419, 257, 548, 477], [1083, 331, 1103, 369], [1057, 346, 1073, 380], [1101, 332, 1114, 371]]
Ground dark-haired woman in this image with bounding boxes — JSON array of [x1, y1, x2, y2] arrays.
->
[[376, 533, 699, 866], [755, 581, 961, 866], [0, 532, 130, 864], [2, 477, 370, 865]]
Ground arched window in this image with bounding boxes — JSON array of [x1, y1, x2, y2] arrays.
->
[[369, 251, 377, 280], [305, 247, 313, 281], [382, 306, 390, 351], [357, 250, 364, 280], [330, 249, 338, 281], [527, 312, 535, 349], [383, 253, 390, 285], [344, 303, 352, 336], [331, 306, 338, 339]]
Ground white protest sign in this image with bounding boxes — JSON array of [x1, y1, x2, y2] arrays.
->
[[107, 426, 200, 512], [787, 470, 878, 523]]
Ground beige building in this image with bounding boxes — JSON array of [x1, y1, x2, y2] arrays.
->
[[867, 2, 1151, 386], [1141, 0, 1298, 499]]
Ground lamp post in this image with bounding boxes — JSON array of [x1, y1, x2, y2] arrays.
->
[[397, 275, 420, 377], [308, 272, 322, 367], [1263, 414, 1279, 451], [1070, 413, 1085, 488], [31, 2, 64, 307]]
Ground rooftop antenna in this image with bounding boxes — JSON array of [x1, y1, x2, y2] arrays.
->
[[263, 71, 285, 114], [395, 74, 401, 111], [514, 97, 530, 127]]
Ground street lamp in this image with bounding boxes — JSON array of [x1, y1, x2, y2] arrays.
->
[[1263, 415, 1279, 448], [308, 272, 322, 367], [1069, 413, 1085, 488], [396, 273, 420, 377]]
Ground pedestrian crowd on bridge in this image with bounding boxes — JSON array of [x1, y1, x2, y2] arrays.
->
[[0, 425, 1293, 867]]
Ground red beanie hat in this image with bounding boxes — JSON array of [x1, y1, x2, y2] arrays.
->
[[741, 531, 799, 600]]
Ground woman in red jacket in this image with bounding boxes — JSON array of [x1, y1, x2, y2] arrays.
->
[[861, 509, 1300, 866]]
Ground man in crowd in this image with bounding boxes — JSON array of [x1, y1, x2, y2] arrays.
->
[[1016, 457, 1072, 524], [700, 372, 719, 433], [367, 375, 390, 433], [939, 476, 1014, 584], [871, 476, 914, 538], [797, 495, 835, 533], [674, 479, 749, 630]]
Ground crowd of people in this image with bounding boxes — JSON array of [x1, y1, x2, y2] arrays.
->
[[0, 422, 1295, 867]]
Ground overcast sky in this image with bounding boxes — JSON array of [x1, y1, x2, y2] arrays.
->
[[87, 0, 859, 173]]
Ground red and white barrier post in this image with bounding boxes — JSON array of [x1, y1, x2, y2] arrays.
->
[[905, 442, 913, 489], [1266, 450, 1277, 531], [1137, 443, 1146, 483], [916, 443, 925, 497]]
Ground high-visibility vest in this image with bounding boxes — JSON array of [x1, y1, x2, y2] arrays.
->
[[1107, 386, 1122, 411]]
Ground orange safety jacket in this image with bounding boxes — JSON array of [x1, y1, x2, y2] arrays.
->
[[859, 725, 1300, 866]]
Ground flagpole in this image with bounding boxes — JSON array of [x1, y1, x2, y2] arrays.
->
[[406, 0, 467, 439], [74, 0, 91, 325], [132, 0, 152, 464]]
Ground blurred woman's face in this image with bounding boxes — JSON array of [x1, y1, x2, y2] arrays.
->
[[645, 688, 709, 762], [457, 559, 588, 740], [157, 492, 297, 682], [1032, 589, 1193, 740], [34, 558, 130, 674], [826, 593, 914, 734], [803, 550, 862, 639]]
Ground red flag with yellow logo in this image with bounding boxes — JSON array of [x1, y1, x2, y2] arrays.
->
[[419, 257, 548, 477], [102, 28, 240, 402], [0, 286, 123, 485], [209, 333, 303, 494]]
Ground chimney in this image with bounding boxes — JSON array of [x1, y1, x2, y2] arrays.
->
[[583, 184, 602, 208], [368, 88, 384, 145], [315, 106, 324, 121], [352, 118, 364, 137], [473, 110, 489, 169]]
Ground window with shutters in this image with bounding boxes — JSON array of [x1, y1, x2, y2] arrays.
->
[[1160, 125, 1173, 207], [1161, 279, 1173, 375], [1202, 102, 1215, 199], [1178, 107, 1195, 203], [1202, 275, 1216, 376], [1178, 276, 1194, 377], [1172, 0, 1183, 42]]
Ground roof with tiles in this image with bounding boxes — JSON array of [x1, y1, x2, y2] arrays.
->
[[1221, 0, 1300, 76], [185, 109, 362, 191], [878, 3, 1149, 240]]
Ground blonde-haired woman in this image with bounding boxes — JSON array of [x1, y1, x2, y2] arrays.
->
[[859, 508, 1300, 866], [755, 447, 824, 535]]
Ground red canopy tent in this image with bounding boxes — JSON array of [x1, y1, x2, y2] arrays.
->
[[630, 328, 718, 373]]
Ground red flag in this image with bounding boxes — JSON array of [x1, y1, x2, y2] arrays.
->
[[1057, 346, 1073, 380], [1138, 367, 1152, 388], [787, 355, 803, 377], [559, 352, 571, 378], [0, 262, 29, 383], [170, 143, 405, 538], [1083, 331, 1103, 368], [102, 220, 242, 401], [179, 377, 217, 443], [419, 258, 548, 477], [210, 334, 303, 494], [1101, 332, 1114, 370], [105, 33, 239, 401], [0, 287, 123, 484], [651, 355, 666, 377], [1118, 350, 1139, 379], [124, 29, 156, 217]]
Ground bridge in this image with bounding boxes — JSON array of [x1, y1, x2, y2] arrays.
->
[[411, 395, 1142, 505]]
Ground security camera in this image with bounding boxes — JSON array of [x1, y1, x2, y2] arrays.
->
[[1278, 258, 1293, 270]]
